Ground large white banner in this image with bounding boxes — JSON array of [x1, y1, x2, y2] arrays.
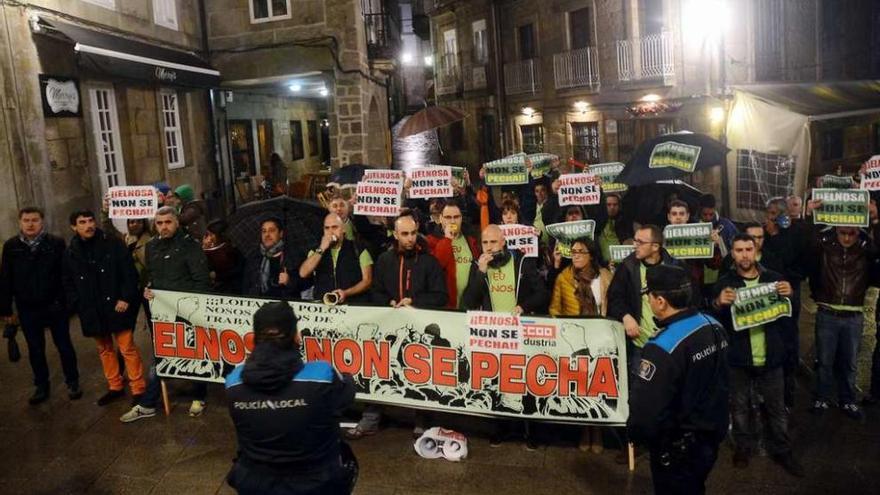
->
[[150, 290, 629, 425]]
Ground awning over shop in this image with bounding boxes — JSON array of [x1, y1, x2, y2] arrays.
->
[[41, 19, 220, 88], [732, 80, 880, 120]]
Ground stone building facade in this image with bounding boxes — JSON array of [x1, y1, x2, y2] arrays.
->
[[205, 0, 403, 176], [0, 0, 217, 238], [428, 0, 880, 203]]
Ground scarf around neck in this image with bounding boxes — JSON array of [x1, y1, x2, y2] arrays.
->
[[259, 241, 285, 293], [19, 230, 47, 252]]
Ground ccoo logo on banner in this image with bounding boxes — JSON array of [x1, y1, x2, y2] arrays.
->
[[150, 290, 629, 425]]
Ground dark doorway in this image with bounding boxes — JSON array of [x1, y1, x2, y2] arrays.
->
[[229, 119, 255, 177]]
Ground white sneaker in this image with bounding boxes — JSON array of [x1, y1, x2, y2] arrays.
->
[[120, 405, 156, 423], [189, 400, 206, 417]]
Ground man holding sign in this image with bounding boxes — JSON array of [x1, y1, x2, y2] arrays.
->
[[711, 234, 803, 477], [804, 198, 879, 420]]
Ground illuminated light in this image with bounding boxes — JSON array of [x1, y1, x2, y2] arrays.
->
[[709, 106, 725, 123], [424, 55, 434, 66], [683, 0, 730, 44], [288, 83, 302, 92], [522, 107, 536, 117], [641, 94, 662, 103], [402, 52, 413, 64], [319, 87, 329, 97], [574, 101, 589, 113]]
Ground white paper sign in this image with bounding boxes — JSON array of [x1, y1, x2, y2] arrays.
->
[[354, 181, 403, 217], [363, 169, 405, 183], [467, 311, 524, 354], [499, 224, 539, 258], [862, 155, 880, 191], [558, 173, 601, 206], [408, 166, 454, 198], [108, 186, 158, 219]]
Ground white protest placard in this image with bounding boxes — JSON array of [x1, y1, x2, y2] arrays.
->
[[363, 169, 405, 184], [467, 311, 524, 354], [557, 173, 601, 206], [354, 181, 403, 217], [862, 155, 880, 191], [408, 166, 454, 199], [108, 186, 158, 219], [499, 224, 539, 258]]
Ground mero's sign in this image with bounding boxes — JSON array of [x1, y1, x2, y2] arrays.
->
[[150, 290, 629, 425], [484, 155, 529, 186], [649, 142, 702, 173], [812, 188, 870, 227], [732, 282, 792, 331], [663, 222, 714, 259], [546, 220, 596, 258], [108, 186, 158, 219]]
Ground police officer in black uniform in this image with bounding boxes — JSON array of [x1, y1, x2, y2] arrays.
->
[[627, 265, 729, 495], [225, 302, 356, 494]]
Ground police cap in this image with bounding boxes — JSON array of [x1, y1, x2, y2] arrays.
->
[[642, 265, 691, 294]]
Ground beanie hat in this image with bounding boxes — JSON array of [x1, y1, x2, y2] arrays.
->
[[175, 184, 195, 203]]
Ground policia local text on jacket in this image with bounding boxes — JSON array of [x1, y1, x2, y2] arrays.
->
[[225, 338, 356, 493]]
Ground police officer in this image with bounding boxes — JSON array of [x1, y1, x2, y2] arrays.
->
[[627, 265, 729, 495], [225, 302, 356, 494]]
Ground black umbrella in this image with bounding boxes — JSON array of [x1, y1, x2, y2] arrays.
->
[[226, 196, 325, 259], [616, 132, 729, 187], [327, 164, 376, 189], [621, 180, 704, 227]]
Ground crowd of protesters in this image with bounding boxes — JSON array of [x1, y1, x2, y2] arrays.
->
[[1, 158, 880, 491]]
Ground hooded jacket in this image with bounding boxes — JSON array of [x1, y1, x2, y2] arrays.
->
[[225, 343, 355, 470], [62, 230, 140, 337], [371, 238, 448, 308], [461, 249, 549, 314]]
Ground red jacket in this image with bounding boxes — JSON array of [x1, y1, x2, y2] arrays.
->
[[431, 235, 480, 309]]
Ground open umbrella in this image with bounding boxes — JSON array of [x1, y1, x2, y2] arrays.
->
[[621, 180, 704, 227], [326, 164, 376, 189], [397, 105, 467, 138], [226, 196, 325, 260], [616, 132, 729, 187]]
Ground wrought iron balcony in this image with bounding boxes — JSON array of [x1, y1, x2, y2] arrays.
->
[[436, 65, 460, 96], [553, 46, 600, 90], [363, 0, 401, 61], [463, 65, 488, 91], [504, 58, 542, 95], [616, 31, 674, 83]]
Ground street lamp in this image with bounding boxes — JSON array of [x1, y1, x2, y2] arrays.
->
[[683, 0, 729, 44], [424, 55, 434, 67], [401, 52, 413, 65], [709, 106, 725, 124], [574, 101, 589, 114], [522, 107, 536, 118], [288, 83, 302, 92]]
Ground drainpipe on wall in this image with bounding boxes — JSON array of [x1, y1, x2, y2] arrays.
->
[[198, 0, 230, 212], [490, 0, 507, 157]]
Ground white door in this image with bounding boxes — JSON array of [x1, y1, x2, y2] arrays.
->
[[88, 87, 127, 192]]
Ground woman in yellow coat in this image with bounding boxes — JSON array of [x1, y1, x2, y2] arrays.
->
[[549, 237, 612, 453]]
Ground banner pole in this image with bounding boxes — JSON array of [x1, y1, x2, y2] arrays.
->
[[161, 379, 171, 416], [628, 442, 635, 472]]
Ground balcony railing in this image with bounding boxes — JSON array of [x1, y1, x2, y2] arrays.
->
[[553, 46, 600, 90], [463, 65, 488, 91], [363, 9, 401, 61], [436, 66, 460, 96], [616, 31, 674, 82], [504, 59, 542, 95]]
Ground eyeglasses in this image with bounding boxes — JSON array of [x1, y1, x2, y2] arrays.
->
[[570, 249, 590, 256], [632, 238, 657, 247]]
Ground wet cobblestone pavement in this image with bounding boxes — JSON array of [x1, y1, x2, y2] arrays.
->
[[0, 289, 878, 494]]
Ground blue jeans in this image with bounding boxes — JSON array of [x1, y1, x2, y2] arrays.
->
[[814, 309, 864, 404]]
